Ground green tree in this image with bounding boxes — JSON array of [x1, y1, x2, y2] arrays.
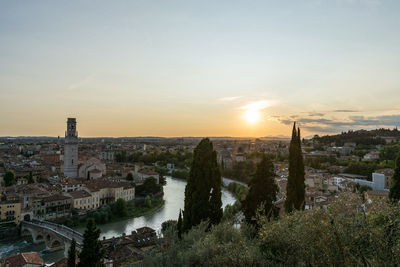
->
[[112, 198, 127, 217], [4, 170, 16, 187], [183, 138, 222, 231], [242, 154, 278, 224], [285, 123, 305, 213], [177, 209, 182, 239], [145, 195, 152, 208], [126, 172, 134, 181], [161, 220, 177, 235], [67, 238, 76, 267], [28, 171, 34, 184], [171, 169, 189, 180], [136, 177, 162, 197], [78, 219, 104, 267], [389, 151, 400, 201]]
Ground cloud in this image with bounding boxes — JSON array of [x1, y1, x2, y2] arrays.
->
[[239, 100, 274, 111], [219, 96, 242, 102], [308, 112, 325, 117], [333, 109, 358, 113], [277, 114, 400, 133]]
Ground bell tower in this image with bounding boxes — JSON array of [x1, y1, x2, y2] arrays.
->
[[63, 118, 78, 178]]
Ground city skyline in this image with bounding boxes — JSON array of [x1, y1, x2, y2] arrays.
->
[[1, 0, 400, 137]]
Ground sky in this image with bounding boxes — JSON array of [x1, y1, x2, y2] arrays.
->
[[1, 0, 400, 138]]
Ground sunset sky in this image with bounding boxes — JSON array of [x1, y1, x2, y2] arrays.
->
[[1, 0, 400, 137]]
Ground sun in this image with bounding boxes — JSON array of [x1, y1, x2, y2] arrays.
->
[[245, 109, 261, 124]]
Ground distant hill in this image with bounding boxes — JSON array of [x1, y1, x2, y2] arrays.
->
[[312, 128, 400, 146]]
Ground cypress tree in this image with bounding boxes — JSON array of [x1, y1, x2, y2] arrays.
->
[[177, 209, 182, 239], [183, 138, 222, 231], [77, 219, 104, 267], [242, 154, 279, 224], [285, 122, 305, 213], [389, 152, 400, 201], [67, 238, 76, 267]]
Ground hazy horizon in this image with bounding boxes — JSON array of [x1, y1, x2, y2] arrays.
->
[[1, 0, 400, 137]]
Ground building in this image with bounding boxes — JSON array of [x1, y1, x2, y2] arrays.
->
[[217, 149, 233, 169], [375, 168, 394, 189], [66, 190, 93, 210], [235, 152, 246, 162], [60, 179, 84, 192], [0, 251, 44, 267], [328, 146, 354, 156], [100, 151, 115, 161], [134, 168, 159, 184], [102, 227, 157, 266], [84, 179, 135, 206], [363, 151, 380, 161], [33, 194, 72, 220], [0, 200, 22, 224], [355, 173, 388, 191], [78, 157, 106, 179], [63, 118, 78, 178]]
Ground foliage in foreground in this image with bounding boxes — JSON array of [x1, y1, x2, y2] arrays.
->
[[143, 221, 261, 267], [142, 193, 400, 266]]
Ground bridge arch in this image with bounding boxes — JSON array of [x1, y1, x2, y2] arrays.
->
[[36, 234, 44, 243], [48, 239, 64, 251], [21, 220, 83, 255]]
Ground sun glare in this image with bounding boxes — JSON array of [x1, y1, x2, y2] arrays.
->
[[245, 109, 261, 124]]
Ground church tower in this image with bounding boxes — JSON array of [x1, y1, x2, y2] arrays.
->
[[64, 118, 78, 178]]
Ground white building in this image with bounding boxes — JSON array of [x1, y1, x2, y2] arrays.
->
[[363, 151, 380, 161], [63, 118, 79, 178], [355, 173, 388, 191]]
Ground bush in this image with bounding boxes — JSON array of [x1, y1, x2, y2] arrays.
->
[[136, 177, 163, 197], [161, 220, 177, 235], [145, 193, 400, 266], [144, 221, 260, 266], [112, 198, 128, 217], [227, 182, 248, 201], [171, 169, 189, 180], [258, 193, 400, 266]]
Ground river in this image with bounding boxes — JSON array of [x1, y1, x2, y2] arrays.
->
[[0, 177, 236, 264]]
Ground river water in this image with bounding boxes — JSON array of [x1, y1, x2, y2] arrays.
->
[[0, 177, 235, 264]]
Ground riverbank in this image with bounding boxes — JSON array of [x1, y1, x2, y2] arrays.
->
[[62, 198, 165, 228]]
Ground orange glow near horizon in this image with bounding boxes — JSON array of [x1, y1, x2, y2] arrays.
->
[[244, 109, 261, 124]]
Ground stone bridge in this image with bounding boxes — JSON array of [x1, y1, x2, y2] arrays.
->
[[21, 219, 83, 255]]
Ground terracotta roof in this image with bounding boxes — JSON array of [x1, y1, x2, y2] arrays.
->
[[42, 194, 72, 202], [22, 252, 43, 265], [51, 257, 68, 267], [68, 190, 91, 199], [85, 179, 133, 191], [2, 252, 43, 267]]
